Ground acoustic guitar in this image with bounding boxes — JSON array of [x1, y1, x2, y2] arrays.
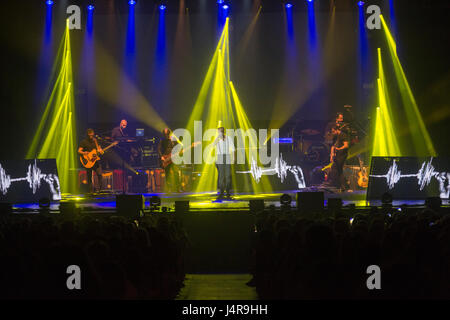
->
[[357, 155, 369, 188], [80, 141, 118, 168]]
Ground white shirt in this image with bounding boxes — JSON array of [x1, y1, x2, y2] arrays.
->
[[214, 135, 235, 155]]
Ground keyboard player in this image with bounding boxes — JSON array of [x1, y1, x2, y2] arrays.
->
[[111, 119, 140, 166]]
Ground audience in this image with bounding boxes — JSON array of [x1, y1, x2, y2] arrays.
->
[[0, 213, 187, 299], [249, 205, 450, 299], [1, 203, 449, 299]]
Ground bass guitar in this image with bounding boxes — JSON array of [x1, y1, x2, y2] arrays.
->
[[80, 141, 118, 168], [161, 141, 201, 169]]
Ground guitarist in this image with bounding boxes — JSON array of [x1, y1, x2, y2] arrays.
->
[[158, 128, 181, 193], [327, 125, 349, 191], [78, 128, 103, 193], [324, 112, 345, 147]]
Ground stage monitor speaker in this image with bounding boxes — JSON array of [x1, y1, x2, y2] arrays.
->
[[116, 194, 145, 218], [296, 192, 324, 212], [249, 199, 265, 212], [175, 200, 189, 213]]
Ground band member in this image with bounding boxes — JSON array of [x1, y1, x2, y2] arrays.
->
[[111, 119, 128, 140], [158, 128, 181, 193], [324, 112, 345, 146], [327, 126, 350, 190], [213, 126, 235, 200], [78, 128, 103, 193], [111, 119, 140, 166]]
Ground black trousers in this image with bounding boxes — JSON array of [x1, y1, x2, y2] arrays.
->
[[164, 163, 181, 192], [216, 154, 232, 195], [329, 153, 347, 189], [86, 161, 103, 192]]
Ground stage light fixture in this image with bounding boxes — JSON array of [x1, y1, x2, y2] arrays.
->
[[285, 3, 293, 8], [358, 1, 364, 6], [307, 0, 313, 3], [222, 4, 229, 10], [46, 0, 54, 5], [129, 0, 136, 6], [150, 195, 161, 210], [159, 4, 166, 10], [39, 197, 51, 209], [87, 4, 94, 10], [217, 0, 224, 4], [280, 194, 292, 206]]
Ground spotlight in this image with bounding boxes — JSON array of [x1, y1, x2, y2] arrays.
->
[[285, 3, 293, 8], [307, 0, 313, 3], [280, 194, 292, 206], [129, 0, 136, 5], [46, 0, 54, 5], [358, 1, 364, 6], [87, 4, 94, 10], [217, 0, 224, 3], [222, 4, 229, 10], [159, 4, 166, 10]]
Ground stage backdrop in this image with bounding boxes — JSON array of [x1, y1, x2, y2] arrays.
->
[[0, 159, 61, 203], [367, 157, 450, 200]]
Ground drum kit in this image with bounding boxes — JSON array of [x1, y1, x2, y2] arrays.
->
[[294, 121, 360, 164], [296, 128, 329, 163]]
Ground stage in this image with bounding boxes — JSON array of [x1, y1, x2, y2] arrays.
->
[[9, 189, 449, 215]]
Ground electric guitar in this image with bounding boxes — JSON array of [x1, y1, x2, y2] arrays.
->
[[324, 122, 350, 144], [161, 141, 201, 169], [79, 141, 118, 168], [357, 155, 369, 188]]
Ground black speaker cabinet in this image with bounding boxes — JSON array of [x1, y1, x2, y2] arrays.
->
[[116, 194, 145, 217]]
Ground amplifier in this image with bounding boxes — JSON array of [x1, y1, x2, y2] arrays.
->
[[142, 148, 159, 167]]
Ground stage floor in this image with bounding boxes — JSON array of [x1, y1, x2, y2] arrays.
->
[[11, 188, 450, 213]]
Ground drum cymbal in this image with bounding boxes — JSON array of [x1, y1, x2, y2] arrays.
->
[[300, 129, 320, 136]]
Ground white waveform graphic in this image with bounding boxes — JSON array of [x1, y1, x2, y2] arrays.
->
[[237, 153, 306, 189], [0, 160, 61, 200], [370, 158, 449, 198], [417, 160, 438, 191]]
